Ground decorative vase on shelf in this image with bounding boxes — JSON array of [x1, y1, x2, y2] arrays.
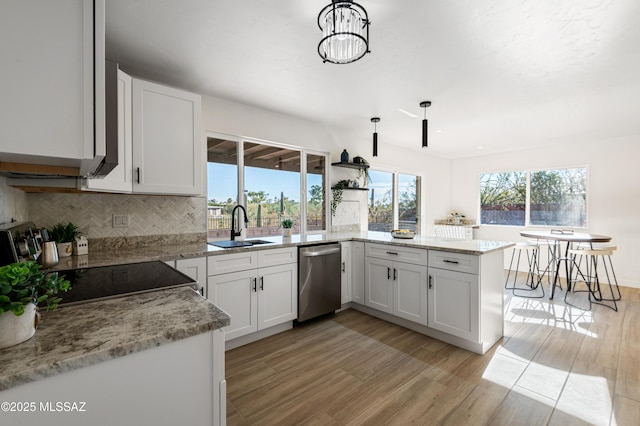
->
[[341, 149, 349, 163]]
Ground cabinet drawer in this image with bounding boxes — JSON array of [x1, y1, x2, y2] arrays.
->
[[258, 247, 297, 268], [428, 250, 479, 274], [365, 243, 428, 265], [208, 252, 258, 276]]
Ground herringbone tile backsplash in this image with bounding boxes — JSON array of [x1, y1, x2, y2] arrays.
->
[[28, 193, 206, 239]]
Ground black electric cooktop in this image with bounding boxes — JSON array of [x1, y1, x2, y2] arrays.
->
[[54, 261, 198, 307]]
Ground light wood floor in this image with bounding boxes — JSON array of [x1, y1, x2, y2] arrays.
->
[[226, 276, 640, 425]]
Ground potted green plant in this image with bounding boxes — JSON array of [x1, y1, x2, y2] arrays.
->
[[0, 261, 71, 349], [49, 222, 83, 258], [331, 179, 350, 216], [280, 218, 294, 237]]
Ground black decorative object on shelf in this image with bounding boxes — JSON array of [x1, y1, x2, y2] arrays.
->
[[340, 149, 349, 163]]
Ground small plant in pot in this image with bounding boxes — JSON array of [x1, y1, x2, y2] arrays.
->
[[0, 261, 71, 349], [280, 218, 294, 237], [49, 222, 82, 258]]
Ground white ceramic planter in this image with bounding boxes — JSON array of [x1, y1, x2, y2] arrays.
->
[[0, 303, 37, 349], [282, 228, 293, 237], [57, 241, 73, 257]]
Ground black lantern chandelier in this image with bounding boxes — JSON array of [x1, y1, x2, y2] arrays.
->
[[318, 0, 370, 64], [371, 117, 380, 157], [420, 101, 432, 148]]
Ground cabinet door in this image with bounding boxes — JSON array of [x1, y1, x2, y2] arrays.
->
[[428, 267, 480, 342], [258, 263, 297, 329], [132, 78, 202, 195], [394, 262, 428, 325], [352, 241, 365, 304], [85, 69, 133, 192], [341, 242, 352, 304], [207, 270, 257, 341], [364, 257, 394, 314], [175, 257, 207, 295], [0, 0, 101, 169]]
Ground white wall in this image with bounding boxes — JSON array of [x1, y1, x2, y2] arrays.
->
[[450, 135, 640, 288], [202, 95, 452, 234]]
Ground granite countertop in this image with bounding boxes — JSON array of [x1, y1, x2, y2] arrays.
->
[[49, 231, 514, 271], [0, 287, 230, 392]]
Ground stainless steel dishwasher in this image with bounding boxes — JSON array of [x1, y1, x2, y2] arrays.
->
[[298, 243, 342, 322]]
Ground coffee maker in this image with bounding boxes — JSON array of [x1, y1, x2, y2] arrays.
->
[[0, 221, 48, 266]]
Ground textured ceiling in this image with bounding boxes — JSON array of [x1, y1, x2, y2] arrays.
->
[[105, 0, 640, 159]]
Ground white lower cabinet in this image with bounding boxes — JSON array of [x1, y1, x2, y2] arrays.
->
[[351, 241, 365, 304], [341, 242, 352, 304], [0, 330, 225, 426], [207, 248, 297, 342], [364, 243, 428, 326], [427, 266, 479, 342]]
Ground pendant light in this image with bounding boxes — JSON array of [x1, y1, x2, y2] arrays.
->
[[420, 101, 431, 148], [371, 117, 380, 157]]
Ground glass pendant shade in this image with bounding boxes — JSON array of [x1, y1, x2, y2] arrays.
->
[[318, 1, 370, 64]]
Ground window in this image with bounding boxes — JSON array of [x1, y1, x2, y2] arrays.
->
[[306, 153, 327, 231], [398, 173, 420, 232], [480, 171, 526, 226], [206, 135, 328, 240], [480, 167, 587, 227], [206, 138, 239, 239], [368, 170, 393, 232], [530, 168, 586, 227], [244, 142, 301, 237], [368, 170, 421, 233]]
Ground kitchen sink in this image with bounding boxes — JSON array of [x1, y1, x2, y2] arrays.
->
[[208, 239, 274, 249]]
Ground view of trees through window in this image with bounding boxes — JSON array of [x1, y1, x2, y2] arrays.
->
[[368, 170, 420, 233], [398, 174, 419, 232], [368, 170, 393, 232], [480, 167, 587, 227]]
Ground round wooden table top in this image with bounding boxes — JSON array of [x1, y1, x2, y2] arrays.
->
[[519, 230, 612, 243]]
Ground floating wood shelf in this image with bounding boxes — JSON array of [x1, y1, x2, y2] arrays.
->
[[331, 162, 370, 170], [331, 186, 369, 191]]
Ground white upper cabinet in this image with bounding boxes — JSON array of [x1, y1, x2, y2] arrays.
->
[[85, 74, 203, 195], [0, 0, 104, 174], [131, 78, 203, 195]]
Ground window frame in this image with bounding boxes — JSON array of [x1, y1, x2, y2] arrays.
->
[[206, 131, 330, 238], [479, 165, 589, 229], [368, 167, 422, 234]]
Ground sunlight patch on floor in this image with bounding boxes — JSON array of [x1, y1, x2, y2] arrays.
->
[[483, 347, 615, 425], [504, 296, 596, 337]]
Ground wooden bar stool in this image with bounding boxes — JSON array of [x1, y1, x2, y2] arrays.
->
[[566, 245, 621, 311], [505, 242, 545, 298]]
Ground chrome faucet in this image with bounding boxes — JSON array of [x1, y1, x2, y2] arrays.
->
[[230, 205, 249, 241]]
